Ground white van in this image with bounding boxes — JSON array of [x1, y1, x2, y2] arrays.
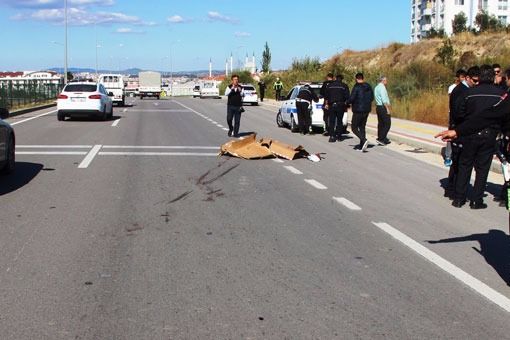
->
[[200, 81, 220, 99], [98, 74, 125, 106]]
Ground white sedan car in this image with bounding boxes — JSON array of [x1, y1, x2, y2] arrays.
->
[[57, 82, 113, 121], [276, 83, 325, 132], [241, 84, 258, 105]]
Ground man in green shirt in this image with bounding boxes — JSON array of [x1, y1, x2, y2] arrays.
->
[[374, 76, 392, 145], [273, 78, 284, 101]]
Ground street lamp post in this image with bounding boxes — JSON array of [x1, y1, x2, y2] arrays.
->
[[169, 40, 180, 96], [64, 0, 68, 84]]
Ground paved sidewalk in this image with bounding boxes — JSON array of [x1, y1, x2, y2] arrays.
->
[[259, 98, 503, 174]]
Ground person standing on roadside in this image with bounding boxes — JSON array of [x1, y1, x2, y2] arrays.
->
[[444, 66, 480, 199], [224, 74, 244, 137], [273, 77, 284, 101], [450, 65, 505, 209], [336, 74, 351, 135], [346, 72, 373, 151], [320, 73, 334, 135], [258, 80, 266, 102], [296, 84, 319, 135], [374, 76, 392, 145], [325, 75, 350, 142], [445, 69, 467, 167]]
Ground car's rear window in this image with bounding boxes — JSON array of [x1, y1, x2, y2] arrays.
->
[[64, 84, 97, 92], [243, 86, 255, 91]]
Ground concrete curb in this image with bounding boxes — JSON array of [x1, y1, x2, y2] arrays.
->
[[9, 102, 56, 117]]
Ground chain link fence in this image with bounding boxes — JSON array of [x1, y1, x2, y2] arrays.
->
[[0, 79, 64, 110]]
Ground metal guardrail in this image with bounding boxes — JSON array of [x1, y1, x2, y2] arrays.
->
[[0, 79, 64, 110]]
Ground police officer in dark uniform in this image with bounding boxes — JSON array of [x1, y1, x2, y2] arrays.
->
[[444, 66, 480, 199], [258, 80, 266, 102], [320, 73, 334, 135], [296, 84, 319, 135], [336, 74, 351, 135], [325, 74, 350, 142], [452, 64, 506, 209]]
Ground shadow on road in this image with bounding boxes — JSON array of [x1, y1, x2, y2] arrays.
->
[[0, 162, 43, 196], [439, 178, 504, 201], [428, 229, 510, 286]]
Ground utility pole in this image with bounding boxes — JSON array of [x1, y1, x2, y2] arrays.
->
[[64, 0, 68, 84]]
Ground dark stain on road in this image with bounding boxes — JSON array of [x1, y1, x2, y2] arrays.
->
[[194, 160, 240, 202], [161, 212, 170, 223], [126, 223, 144, 233], [169, 190, 193, 204], [42, 168, 55, 171]]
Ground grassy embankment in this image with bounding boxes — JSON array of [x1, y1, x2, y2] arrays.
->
[[240, 32, 510, 126]]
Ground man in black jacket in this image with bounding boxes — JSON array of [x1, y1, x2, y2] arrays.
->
[[325, 75, 350, 142], [346, 72, 373, 151], [320, 73, 334, 135], [447, 65, 506, 209], [225, 74, 244, 137], [296, 84, 319, 135], [444, 66, 480, 198]]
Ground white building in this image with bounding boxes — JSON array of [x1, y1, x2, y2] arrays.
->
[[244, 54, 256, 74], [411, 0, 510, 42]]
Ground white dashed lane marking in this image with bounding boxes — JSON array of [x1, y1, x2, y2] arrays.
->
[[272, 159, 284, 163], [112, 119, 121, 127], [304, 179, 327, 190], [333, 197, 362, 211], [283, 165, 303, 175], [372, 222, 510, 313]]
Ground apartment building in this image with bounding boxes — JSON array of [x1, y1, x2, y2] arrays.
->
[[411, 0, 510, 42]]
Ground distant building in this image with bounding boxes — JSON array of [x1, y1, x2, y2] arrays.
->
[[0, 70, 61, 85], [244, 54, 256, 74], [411, 0, 510, 42]]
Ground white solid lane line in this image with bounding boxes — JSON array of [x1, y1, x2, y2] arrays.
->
[[78, 144, 102, 169], [16, 151, 87, 155], [222, 128, 229, 131], [10, 110, 57, 126], [17, 145, 93, 148], [112, 119, 121, 127], [333, 197, 362, 211], [99, 152, 218, 156], [283, 165, 303, 175], [372, 222, 510, 313], [304, 179, 328, 190]]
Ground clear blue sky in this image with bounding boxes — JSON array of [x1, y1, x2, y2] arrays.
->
[[0, 0, 410, 72]]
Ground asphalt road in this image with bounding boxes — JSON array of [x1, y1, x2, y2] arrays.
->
[[1, 97, 510, 339]]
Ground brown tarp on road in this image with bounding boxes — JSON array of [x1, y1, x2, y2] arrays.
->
[[219, 133, 308, 160]]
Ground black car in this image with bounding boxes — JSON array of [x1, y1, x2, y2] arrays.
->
[[0, 108, 15, 174]]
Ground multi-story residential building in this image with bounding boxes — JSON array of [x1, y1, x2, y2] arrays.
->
[[411, 0, 510, 42]]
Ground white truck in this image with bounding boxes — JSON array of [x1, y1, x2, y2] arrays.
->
[[98, 73, 125, 106], [139, 71, 162, 100], [200, 81, 220, 99]]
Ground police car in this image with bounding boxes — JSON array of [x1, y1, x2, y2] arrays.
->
[[276, 83, 324, 132]]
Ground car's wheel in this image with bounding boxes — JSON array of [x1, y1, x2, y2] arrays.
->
[[101, 107, 107, 121], [120, 97, 125, 107], [108, 106, 113, 119], [57, 110, 65, 121], [1, 135, 15, 175], [290, 115, 298, 132], [276, 111, 285, 127]]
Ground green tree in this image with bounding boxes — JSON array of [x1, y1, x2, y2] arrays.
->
[[261, 42, 271, 73], [435, 38, 456, 67], [452, 12, 467, 34], [475, 10, 490, 31]]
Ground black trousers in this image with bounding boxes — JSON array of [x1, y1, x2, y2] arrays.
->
[[323, 108, 330, 132], [275, 89, 281, 101], [296, 101, 311, 133], [376, 105, 391, 141], [454, 129, 498, 202], [260, 90, 264, 101], [446, 142, 462, 194], [226, 105, 242, 136], [351, 112, 369, 144], [328, 103, 345, 137]]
